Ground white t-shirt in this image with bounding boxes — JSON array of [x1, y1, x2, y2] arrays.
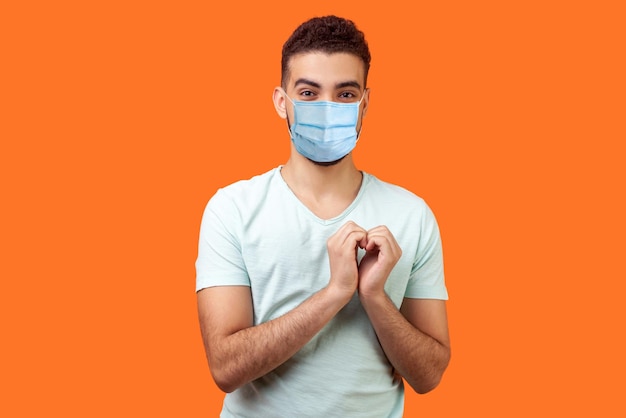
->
[[196, 167, 448, 418]]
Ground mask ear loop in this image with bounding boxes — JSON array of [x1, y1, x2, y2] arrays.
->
[[355, 88, 369, 142], [279, 87, 295, 132], [279, 88, 295, 106]]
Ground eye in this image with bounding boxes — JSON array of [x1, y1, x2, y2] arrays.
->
[[338, 91, 359, 101], [299, 90, 316, 99]]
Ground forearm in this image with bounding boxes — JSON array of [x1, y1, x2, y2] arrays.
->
[[360, 294, 450, 394], [210, 286, 349, 392]]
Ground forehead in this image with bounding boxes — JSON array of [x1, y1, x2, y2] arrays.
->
[[285, 52, 366, 88]]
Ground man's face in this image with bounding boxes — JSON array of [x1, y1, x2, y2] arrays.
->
[[279, 51, 369, 136]]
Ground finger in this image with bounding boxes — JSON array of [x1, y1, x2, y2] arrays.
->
[[366, 225, 391, 236], [366, 226, 400, 250], [364, 233, 387, 252], [366, 233, 402, 257], [336, 221, 366, 246], [344, 230, 367, 250], [329, 221, 357, 246], [328, 223, 366, 257]]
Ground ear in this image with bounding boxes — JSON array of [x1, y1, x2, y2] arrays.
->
[[272, 87, 288, 119], [361, 88, 371, 118]]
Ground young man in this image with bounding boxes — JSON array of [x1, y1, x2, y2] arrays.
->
[[196, 15, 450, 417]]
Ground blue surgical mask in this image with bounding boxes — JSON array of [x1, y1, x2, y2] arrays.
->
[[283, 91, 365, 163]]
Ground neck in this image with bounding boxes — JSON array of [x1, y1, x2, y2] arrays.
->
[[281, 150, 363, 218], [283, 152, 361, 193]]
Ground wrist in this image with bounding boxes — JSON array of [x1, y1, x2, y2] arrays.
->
[[324, 283, 355, 307], [358, 289, 388, 307]]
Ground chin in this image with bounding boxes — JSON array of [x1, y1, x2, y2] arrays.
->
[[308, 155, 347, 167]]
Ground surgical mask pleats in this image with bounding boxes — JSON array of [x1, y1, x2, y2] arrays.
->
[[285, 93, 362, 162]]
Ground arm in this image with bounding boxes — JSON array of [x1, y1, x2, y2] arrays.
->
[[357, 225, 450, 394], [360, 295, 450, 394], [197, 284, 350, 393], [197, 221, 368, 393]]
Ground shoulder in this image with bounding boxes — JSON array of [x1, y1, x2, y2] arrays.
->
[[216, 167, 278, 199], [207, 167, 279, 207], [363, 172, 429, 210], [199, 167, 281, 226], [360, 172, 440, 233]]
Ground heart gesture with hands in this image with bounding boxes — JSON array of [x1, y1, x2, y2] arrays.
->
[[327, 221, 401, 302], [326, 221, 368, 299], [357, 225, 402, 299]]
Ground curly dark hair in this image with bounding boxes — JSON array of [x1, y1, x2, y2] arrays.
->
[[281, 15, 371, 88]]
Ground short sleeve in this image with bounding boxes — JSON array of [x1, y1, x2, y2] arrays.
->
[[404, 203, 448, 300], [195, 189, 250, 292]]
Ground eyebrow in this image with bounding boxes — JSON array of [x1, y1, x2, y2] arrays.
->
[[293, 78, 362, 90], [335, 81, 362, 90], [294, 78, 322, 89]]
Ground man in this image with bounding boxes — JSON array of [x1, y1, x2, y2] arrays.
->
[[196, 15, 450, 417]]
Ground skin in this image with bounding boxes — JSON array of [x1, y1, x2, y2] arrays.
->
[[197, 51, 451, 395]]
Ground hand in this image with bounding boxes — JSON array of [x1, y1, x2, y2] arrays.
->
[[357, 226, 402, 299], [327, 221, 368, 300]]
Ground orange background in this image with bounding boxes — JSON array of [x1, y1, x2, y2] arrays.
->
[[1, 1, 625, 416]]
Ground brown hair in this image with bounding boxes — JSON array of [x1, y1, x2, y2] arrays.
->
[[281, 16, 371, 88]]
